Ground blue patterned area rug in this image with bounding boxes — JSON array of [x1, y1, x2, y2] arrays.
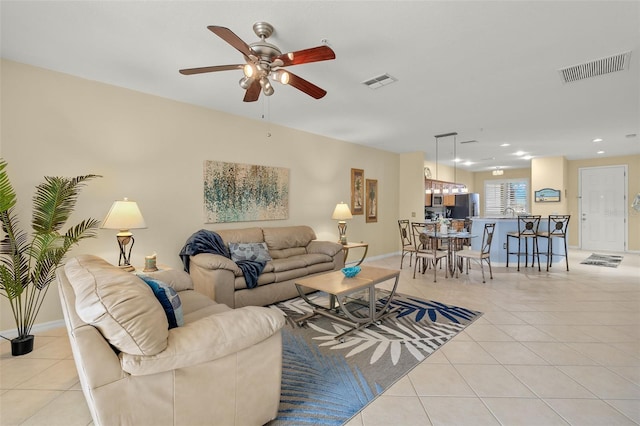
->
[[580, 253, 624, 268], [267, 292, 482, 425]]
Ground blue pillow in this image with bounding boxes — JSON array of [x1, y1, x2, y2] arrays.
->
[[138, 275, 184, 329]]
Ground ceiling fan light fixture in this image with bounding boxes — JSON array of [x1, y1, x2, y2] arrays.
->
[[239, 76, 253, 89], [260, 77, 274, 96], [272, 70, 290, 85], [243, 63, 256, 78]]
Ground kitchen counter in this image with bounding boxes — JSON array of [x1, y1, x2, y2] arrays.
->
[[469, 217, 565, 266]]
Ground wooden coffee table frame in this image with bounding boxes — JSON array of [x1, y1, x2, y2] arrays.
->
[[294, 266, 400, 342]]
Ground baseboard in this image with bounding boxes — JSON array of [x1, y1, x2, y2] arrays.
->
[[0, 319, 66, 339], [362, 252, 398, 263]]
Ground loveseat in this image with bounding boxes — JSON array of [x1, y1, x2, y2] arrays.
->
[[186, 225, 345, 308], [58, 254, 285, 426]]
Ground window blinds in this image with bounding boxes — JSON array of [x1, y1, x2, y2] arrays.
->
[[484, 179, 529, 216]]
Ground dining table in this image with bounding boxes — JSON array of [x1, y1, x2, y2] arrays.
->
[[419, 230, 474, 278]]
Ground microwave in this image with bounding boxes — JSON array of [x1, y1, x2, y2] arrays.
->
[[432, 194, 444, 206]]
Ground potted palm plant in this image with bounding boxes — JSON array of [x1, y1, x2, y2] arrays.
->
[[0, 159, 100, 356]]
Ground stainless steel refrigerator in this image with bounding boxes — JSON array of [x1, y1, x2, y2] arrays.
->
[[447, 193, 480, 219]]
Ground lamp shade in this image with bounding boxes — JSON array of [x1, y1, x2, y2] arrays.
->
[[331, 202, 353, 221], [101, 198, 147, 232]]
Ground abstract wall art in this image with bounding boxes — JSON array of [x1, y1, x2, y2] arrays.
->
[[203, 160, 289, 223]]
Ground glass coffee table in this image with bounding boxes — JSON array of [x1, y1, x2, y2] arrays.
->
[[294, 265, 401, 341]]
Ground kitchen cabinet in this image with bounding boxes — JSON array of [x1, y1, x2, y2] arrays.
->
[[443, 195, 456, 206], [425, 193, 432, 206]]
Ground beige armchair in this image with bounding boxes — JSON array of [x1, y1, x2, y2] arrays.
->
[[57, 255, 285, 426]]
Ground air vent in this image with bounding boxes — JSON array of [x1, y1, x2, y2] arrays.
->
[[558, 51, 631, 83], [362, 73, 398, 89]]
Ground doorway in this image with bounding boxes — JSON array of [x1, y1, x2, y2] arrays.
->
[[579, 165, 627, 252]]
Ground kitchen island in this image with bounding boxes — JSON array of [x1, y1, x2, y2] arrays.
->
[[469, 217, 566, 266]]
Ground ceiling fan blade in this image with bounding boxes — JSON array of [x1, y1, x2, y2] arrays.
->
[[286, 72, 327, 99], [208, 26, 254, 59], [243, 79, 261, 102], [179, 64, 243, 75], [276, 45, 336, 67]]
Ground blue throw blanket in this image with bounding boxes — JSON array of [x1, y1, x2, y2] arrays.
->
[[179, 229, 266, 289]]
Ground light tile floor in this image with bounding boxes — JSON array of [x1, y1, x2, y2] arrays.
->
[[1, 249, 638, 425]]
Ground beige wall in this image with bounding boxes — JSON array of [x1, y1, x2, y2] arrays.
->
[[399, 152, 425, 225], [0, 59, 400, 331], [531, 157, 569, 216]]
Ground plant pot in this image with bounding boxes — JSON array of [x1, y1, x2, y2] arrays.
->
[[11, 334, 34, 356]]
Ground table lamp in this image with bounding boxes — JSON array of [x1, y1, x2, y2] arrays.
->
[[332, 202, 353, 245], [101, 198, 147, 271]]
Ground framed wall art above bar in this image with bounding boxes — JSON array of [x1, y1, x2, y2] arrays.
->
[[534, 188, 561, 202]]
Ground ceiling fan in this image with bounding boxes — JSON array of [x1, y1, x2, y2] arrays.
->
[[179, 22, 336, 102]]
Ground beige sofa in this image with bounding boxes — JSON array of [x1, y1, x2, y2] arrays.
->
[[58, 254, 285, 426], [188, 225, 345, 308]]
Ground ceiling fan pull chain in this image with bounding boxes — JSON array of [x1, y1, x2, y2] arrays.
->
[[262, 97, 271, 138]]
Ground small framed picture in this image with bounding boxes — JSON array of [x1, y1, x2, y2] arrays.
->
[[351, 168, 364, 215], [534, 188, 561, 202], [366, 179, 378, 223]]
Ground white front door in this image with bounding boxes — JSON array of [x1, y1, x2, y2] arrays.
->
[[579, 166, 627, 252]]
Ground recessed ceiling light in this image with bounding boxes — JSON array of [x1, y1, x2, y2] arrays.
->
[[592, 138, 603, 143], [463, 161, 473, 166], [597, 150, 605, 154], [522, 155, 533, 160], [500, 143, 510, 147], [514, 151, 525, 156], [453, 158, 462, 163]]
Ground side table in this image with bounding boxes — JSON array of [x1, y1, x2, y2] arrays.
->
[[342, 242, 368, 266], [132, 264, 172, 274]]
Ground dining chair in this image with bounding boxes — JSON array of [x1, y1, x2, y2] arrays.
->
[[398, 219, 416, 269], [450, 219, 469, 251], [411, 222, 447, 282], [537, 214, 570, 271], [456, 223, 495, 283], [506, 215, 542, 271]]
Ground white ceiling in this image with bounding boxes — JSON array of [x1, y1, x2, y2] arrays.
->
[[1, 1, 638, 172]]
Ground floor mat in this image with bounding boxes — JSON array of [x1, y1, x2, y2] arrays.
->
[[580, 253, 624, 268]]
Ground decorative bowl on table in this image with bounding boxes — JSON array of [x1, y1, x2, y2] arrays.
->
[[341, 266, 361, 277]]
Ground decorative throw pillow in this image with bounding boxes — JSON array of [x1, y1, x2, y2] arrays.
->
[[228, 242, 272, 263], [138, 275, 184, 329]]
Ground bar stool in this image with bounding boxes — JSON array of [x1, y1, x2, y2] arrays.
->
[[506, 215, 541, 271], [537, 215, 570, 271]]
